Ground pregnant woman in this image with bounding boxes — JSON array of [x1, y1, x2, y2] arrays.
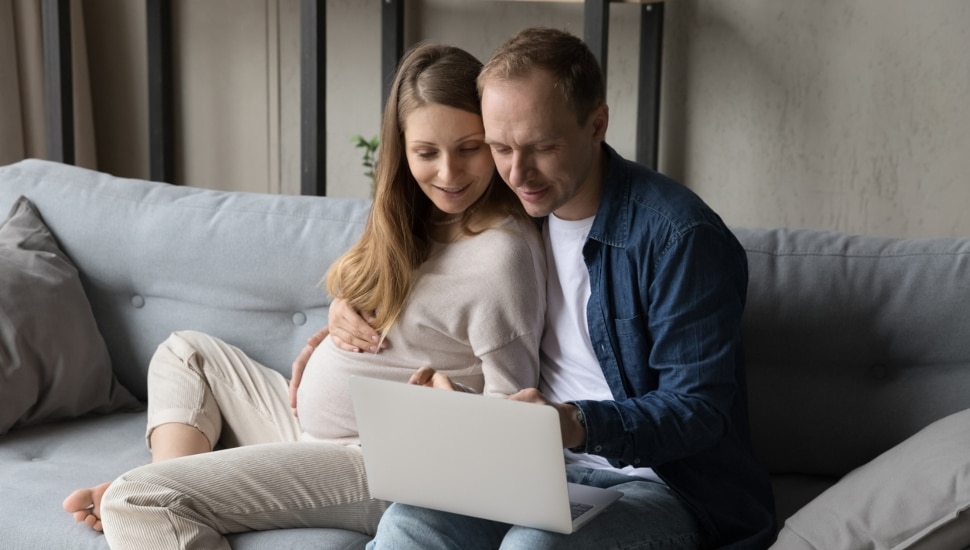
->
[[62, 42, 545, 550]]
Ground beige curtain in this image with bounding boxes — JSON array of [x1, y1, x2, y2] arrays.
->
[[0, 0, 95, 169]]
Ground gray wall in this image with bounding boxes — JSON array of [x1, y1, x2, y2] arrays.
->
[[83, 0, 970, 238], [662, 1, 970, 238]]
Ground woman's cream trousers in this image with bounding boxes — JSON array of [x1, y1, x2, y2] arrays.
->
[[100, 331, 388, 550]]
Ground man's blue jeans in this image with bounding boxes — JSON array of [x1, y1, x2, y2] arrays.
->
[[366, 465, 706, 549]]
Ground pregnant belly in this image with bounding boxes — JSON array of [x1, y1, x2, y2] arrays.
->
[[295, 339, 361, 441], [295, 337, 413, 442]]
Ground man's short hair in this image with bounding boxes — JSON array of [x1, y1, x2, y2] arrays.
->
[[478, 27, 606, 125]]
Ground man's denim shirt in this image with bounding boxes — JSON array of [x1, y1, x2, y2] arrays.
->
[[573, 145, 775, 548]]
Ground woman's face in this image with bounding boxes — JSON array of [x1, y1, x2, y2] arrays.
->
[[403, 104, 495, 218]]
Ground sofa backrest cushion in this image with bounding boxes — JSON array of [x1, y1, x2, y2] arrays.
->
[[735, 226, 970, 477], [0, 159, 371, 401]]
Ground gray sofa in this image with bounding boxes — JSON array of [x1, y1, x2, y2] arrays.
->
[[1, 159, 969, 549]]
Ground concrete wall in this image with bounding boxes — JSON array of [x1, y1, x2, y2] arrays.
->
[[663, 1, 970, 237], [82, 0, 970, 237]]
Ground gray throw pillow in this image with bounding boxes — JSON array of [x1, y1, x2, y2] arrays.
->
[[0, 196, 139, 435], [772, 407, 970, 550]]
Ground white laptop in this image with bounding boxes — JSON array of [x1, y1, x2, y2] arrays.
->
[[349, 376, 622, 534]]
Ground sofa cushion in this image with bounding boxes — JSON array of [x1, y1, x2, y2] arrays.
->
[[771, 407, 970, 549], [0, 413, 151, 549], [736, 227, 970, 478], [0, 411, 371, 549], [0, 159, 372, 401], [0, 196, 139, 435]]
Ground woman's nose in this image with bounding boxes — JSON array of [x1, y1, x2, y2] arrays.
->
[[439, 156, 460, 183]]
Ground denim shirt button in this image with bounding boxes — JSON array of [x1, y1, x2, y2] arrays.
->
[[594, 445, 603, 452], [633, 458, 641, 465]]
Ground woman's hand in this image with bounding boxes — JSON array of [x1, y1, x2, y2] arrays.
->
[[328, 298, 388, 353], [408, 366, 456, 391], [289, 327, 329, 415]]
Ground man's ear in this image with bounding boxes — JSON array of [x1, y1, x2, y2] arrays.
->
[[590, 104, 609, 141]]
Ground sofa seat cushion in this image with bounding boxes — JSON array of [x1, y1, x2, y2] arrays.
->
[[771, 407, 970, 549], [0, 412, 151, 549], [226, 527, 371, 549], [0, 412, 372, 549]]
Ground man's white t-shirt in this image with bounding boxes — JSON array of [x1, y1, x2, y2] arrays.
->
[[539, 213, 661, 482]]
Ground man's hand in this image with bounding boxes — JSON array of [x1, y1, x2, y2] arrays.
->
[[408, 366, 456, 391], [289, 327, 329, 415], [509, 388, 587, 450], [328, 298, 388, 354]]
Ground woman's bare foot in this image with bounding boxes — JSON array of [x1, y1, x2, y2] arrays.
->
[[62, 423, 210, 532], [63, 481, 112, 532]]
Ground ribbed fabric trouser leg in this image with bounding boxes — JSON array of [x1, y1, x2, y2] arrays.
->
[[99, 330, 388, 548], [101, 441, 387, 550], [143, 330, 302, 450]]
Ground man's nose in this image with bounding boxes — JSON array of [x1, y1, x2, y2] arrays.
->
[[508, 152, 532, 187]]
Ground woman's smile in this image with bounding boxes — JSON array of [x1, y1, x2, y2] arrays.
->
[[433, 182, 472, 196]]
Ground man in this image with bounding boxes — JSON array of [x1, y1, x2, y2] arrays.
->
[[307, 27, 776, 549]]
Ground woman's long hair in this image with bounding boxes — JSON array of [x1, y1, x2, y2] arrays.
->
[[325, 43, 526, 338]]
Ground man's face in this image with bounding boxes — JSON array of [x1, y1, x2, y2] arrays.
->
[[481, 70, 607, 220]]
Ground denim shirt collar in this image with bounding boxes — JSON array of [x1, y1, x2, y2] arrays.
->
[[588, 143, 631, 249]]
